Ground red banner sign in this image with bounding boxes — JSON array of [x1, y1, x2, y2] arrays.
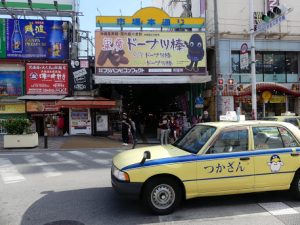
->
[[26, 63, 68, 95]]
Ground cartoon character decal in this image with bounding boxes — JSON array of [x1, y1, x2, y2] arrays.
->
[[184, 34, 205, 72], [268, 155, 283, 172]]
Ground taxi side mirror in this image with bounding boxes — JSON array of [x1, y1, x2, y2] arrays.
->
[[140, 151, 151, 164]]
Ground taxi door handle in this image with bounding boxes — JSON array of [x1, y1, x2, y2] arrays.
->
[[240, 157, 250, 161], [291, 153, 300, 157]]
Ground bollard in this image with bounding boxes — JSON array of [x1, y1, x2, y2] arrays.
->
[[44, 132, 48, 149]]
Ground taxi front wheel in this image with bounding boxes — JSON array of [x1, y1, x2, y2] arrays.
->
[[291, 172, 300, 199], [142, 177, 182, 215]]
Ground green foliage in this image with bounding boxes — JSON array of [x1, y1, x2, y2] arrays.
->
[[1, 119, 31, 135]]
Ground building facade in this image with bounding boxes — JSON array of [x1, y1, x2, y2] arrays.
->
[[154, 0, 300, 119]]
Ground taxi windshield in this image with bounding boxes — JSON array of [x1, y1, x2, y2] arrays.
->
[[173, 125, 217, 154]]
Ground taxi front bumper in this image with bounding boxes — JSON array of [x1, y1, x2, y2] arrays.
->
[[111, 174, 143, 199]]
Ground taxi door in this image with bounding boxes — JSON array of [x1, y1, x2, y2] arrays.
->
[[252, 125, 300, 189], [197, 126, 255, 194]]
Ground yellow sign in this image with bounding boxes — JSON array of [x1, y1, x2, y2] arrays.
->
[[0, 103, 25, 114], [270, 95, 286, 103], [95, 31, 206, 75], [96, 7, 205, 28], [262, 91, 272, 102]]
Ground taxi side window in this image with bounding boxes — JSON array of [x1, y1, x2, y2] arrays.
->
[[252, 126, 299, 149], [207, 129, 248, 154], [278, 127, 300, 147]]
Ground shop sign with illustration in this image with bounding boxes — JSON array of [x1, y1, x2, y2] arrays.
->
[[3, 19, 69, 59], [26, 101, 59, 112], [95, 31, 206, 75], [0, 71, 23, 96], [26, 63, 68, 95], [70, 60, 91, 91]]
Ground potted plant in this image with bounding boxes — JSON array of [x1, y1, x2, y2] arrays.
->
[[1, 118, 38, 148]]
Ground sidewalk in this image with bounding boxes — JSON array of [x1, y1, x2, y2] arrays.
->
[[0, 132, 160, 151]]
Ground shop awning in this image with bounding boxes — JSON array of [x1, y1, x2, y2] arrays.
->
[[56, 97, 116, 109], [17, 95, 66, 100], [94, 75, 212, 84]]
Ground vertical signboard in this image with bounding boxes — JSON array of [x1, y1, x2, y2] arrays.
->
[[26, 63, 69, 95], [70, 60, 91, 91], [6, 19, 69, 59], [0, 19, 6, 58]]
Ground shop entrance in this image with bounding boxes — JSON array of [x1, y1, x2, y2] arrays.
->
[[114, 84, 190, 140]]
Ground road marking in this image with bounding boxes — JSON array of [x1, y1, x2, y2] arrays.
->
[[46, 152, 85, 169], [0, 158, 25, 184], [259, 202, 299, 215], [69, 151, 111, 165], [24, 155, 62, 178]]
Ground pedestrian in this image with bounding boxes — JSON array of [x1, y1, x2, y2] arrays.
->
[[200, 110, 211, 122], [159, 115, 169, 145], [169, 116, 178, 142], [121, 113, 130, 146], [57, 114, 65, 136], [128, 117, 137, 148]]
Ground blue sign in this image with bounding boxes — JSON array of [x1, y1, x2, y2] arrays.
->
[[0, 71, 23, 96], [195, 97, 204, 109], [6, 19, 69, 59]]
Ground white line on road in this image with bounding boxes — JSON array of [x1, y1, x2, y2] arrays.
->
[[0, 158, 25, 184], [69, 151, 111, 165], [259, 202, 299, 215], [46, 152, 85, 169], [24, 155, 62, 178]]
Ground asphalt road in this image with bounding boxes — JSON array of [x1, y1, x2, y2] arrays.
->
[[1, 149, 300, 225]]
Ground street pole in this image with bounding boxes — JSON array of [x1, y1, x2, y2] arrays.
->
[[249, 0, 257, 120], [214, 0, 221, 121]]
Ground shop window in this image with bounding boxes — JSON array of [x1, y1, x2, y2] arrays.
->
[[286, 53, 298, 74], [231, 52, 240, 73], [255, 52, 263, 74]]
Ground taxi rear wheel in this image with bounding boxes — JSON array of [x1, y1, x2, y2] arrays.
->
[[291, 172, 300, 199], [142, 177, 182, 215]]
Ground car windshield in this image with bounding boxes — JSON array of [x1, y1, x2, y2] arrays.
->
[[172, 125, 217, 154]]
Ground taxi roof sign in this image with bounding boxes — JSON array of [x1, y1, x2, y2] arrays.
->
[[281, 111, 296, 116], [220, 111, 245, 122]]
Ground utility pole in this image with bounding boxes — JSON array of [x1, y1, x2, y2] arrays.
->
[[214, 0, 221, 121], [249, 0, 257, 120]]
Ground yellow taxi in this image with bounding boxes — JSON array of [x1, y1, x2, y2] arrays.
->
[[262, 112, 300, 129], [111, 114, 300, 215]]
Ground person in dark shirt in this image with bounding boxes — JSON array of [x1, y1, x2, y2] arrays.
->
[[201, 110, 211, 122]]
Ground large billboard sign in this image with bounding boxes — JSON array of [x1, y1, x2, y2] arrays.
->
[[95, 31, 207, 75], [26, 63, 68, 95], [0, 0, 75, 11], [5, 19, 69, 59]]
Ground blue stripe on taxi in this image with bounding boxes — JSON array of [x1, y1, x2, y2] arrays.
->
[[122, 147, 300, 171]]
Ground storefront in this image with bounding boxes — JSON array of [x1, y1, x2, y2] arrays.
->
[[215, 38, 300, 117], [56, 96, 116, 136]]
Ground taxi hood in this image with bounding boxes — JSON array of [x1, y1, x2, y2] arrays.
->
[[112, 145, 189, 171]]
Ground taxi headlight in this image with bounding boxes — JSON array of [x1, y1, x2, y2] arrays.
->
[[112, 165, 130, 182]]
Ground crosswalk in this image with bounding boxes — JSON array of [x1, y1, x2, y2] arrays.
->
[[0, 150, 120, 185]]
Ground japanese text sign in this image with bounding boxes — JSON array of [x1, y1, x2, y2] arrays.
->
[[95, 31, 207, 75], [26, 63, 68, 95]]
